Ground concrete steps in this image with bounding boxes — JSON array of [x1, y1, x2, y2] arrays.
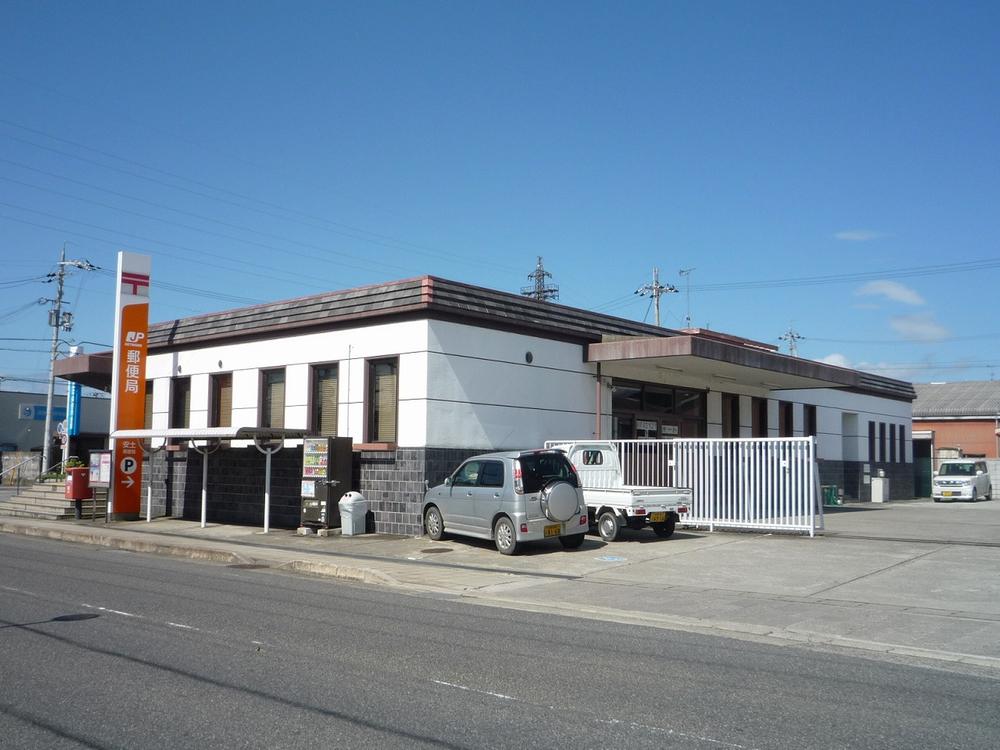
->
[[0, 481, 105, 520]]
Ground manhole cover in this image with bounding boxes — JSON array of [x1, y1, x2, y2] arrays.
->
[[227, 563, 271, 570], [420, 548, 452, 554], [595, 555, 626, 562]]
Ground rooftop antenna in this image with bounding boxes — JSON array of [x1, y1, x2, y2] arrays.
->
[[779, 325, 804, 357], [521, 256, 559, 302], [679, 267, 695, 327], [635, 267, 678, 327]]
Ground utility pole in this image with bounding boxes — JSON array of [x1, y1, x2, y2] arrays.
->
[[779, 325, 804, 357], [635, 267, 678, 327], [41, 246, 96, 472], [520, 256, 559, 302], [679, 267, 695, 328]]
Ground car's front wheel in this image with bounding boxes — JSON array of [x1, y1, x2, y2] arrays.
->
[[424, 506, 445, 541], [494, 517, 518, 555]]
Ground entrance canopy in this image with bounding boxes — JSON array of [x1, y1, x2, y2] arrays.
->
[[111, 426, 308, 532], [588, 333, 915, 400]]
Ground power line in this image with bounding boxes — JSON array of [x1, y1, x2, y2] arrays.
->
[[0, 210, 345, 295], [689, 257, 1000, 292], [0, 121, 522, 274]]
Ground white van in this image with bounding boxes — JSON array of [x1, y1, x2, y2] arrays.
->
[[932, 459, 992, 502]]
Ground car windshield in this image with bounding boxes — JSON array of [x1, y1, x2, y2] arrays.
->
[[518, 452, 578, 493], [939, 463, 976, 476]]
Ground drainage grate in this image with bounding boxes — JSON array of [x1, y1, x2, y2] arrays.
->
[[420, 548, 452, 554], [227, 563, 271, 570]]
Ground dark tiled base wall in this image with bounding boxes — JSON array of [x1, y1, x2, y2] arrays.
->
[[358, 447, 482, 535], [817, 460, 915, 501], [143, 449, 303, 528], [143, 446, 484, 535]]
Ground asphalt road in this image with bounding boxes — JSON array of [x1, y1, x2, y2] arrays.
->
[[1, 534, 998, 750]]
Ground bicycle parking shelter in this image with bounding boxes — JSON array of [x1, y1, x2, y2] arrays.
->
[[110, 427, 306, 532]]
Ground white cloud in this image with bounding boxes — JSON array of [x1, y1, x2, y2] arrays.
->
[[835, 229, 887, 242], [857, 280, 925, 306], [817, 353, 852, 368], [816, 353, 925, 381], [889, 313, 950, 341]]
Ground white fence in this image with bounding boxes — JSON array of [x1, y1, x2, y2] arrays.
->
[[548, 438, 822, 536]]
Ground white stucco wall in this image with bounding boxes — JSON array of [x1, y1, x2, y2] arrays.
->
[[144, 318, 599, 451], [425, 320, 595, 449], [772, 388, 913, 462], [146, 320, 432, 447]]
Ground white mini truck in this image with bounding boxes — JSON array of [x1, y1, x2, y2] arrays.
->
[[554, 441, 692, 541]]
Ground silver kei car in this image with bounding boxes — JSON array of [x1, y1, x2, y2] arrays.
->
[[932, 459, 993, 502], [422, 449, 589, 555]]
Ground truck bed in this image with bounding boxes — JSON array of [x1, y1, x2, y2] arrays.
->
[[581, 485, 692, 511]]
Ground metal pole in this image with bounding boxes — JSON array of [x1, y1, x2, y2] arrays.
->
[[264, 450, 272, 534], [201, 448, 208, 528], [42, 246, 66, 473], [147, 479, 152, 523]]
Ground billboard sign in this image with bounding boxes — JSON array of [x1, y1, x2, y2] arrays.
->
[[109, 251, 151, 519], [66, 381, 82, 437]]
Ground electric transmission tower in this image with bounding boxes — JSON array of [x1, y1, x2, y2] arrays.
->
[[779, 325, 804, 357], [635, 267, 678, 327], [521, 256, 559, 302]]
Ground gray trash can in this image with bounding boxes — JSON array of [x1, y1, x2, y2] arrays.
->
[[338, 491, 369, 536]]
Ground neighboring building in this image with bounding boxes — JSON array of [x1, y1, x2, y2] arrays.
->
[[911, 381, 1000, 496], [0, 389, 110, 456], [56, 276, 916, 533]]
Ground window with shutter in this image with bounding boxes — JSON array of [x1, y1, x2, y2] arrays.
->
[[367, 358, 398, 443], [170, 377, 191, 429], [261, 369, 285, 429], [211, 373, 232, 428], [311, 365, 338, 435]]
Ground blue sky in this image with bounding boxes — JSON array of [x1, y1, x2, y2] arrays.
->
[[2, 1, 998, 395]]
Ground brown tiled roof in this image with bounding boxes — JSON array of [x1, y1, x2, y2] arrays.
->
[[147, 276, 677, 349]]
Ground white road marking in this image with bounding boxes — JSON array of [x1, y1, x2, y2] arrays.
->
[[81, 603, 140, 618], [166, 622, 198, 631], [597, 718, 757, 749], [431, 679, 515, 701]]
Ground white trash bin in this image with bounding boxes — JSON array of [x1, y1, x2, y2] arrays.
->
[[338, 491, 369, 536]]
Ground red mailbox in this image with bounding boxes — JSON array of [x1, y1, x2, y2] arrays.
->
[[65, 467, 92, 500]]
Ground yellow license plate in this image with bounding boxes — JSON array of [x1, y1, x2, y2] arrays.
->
[[649, 512, 667, 522], [943, 491, 954, 497], [544, 524, 561, 538]]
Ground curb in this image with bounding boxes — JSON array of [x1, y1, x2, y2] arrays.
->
[[0, 521, 394, 586], [466, 595, 1000, 671]]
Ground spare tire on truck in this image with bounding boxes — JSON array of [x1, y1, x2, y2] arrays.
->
[[540, 480, 578, 522]]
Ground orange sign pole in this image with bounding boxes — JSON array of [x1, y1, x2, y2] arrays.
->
[[109, 253, 151, 520]]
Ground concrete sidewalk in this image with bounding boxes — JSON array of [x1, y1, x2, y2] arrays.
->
[[3, 498, 1000, 673]]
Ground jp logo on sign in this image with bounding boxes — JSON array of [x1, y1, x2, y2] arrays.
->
[[120, 457, 138, 475]]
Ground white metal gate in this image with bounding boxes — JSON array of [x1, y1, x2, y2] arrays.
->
[[548, 438, 822, 536]]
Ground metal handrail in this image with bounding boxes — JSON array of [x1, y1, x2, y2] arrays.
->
[[41, 460, 65, 477], [0, 456, 40, 491], [0, 456, 36, 480]]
